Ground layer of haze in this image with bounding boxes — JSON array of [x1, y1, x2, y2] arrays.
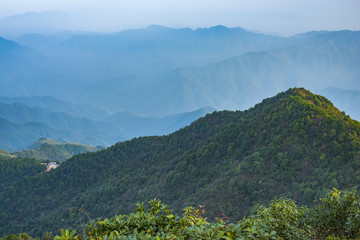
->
[[0, 0, 359, 37]]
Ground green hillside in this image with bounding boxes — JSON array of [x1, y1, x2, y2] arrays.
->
[[0, 88, 359, 236], [0, 155, 45, 192], [12, 138, 104, 161]]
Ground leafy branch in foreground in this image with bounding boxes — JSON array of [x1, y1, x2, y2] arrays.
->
[[50, 188, 360, 240]]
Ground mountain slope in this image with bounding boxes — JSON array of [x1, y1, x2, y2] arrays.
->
[[0, 88, 359, 236]]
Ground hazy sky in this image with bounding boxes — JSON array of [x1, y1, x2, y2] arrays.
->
[[0, 0, 359, 36]]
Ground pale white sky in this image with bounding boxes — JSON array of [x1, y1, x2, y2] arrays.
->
[[0, 0, 359, 36]]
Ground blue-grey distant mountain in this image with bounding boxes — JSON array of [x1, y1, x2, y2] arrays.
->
[[0, 11, 70, 38], [1, 26, 359, 119], [0, 36, 68, 97], [0, 102, 126, 150], [0, 117, 74, 151], [15, 32, 75, 52], [76, 30, 360, 117], [0, 96, 110, 120], [57, 25, 288, 77], [1, 25, 288, 99], [0, 99, 213, 150]]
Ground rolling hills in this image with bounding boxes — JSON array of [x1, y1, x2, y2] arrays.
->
[[0, 88, 359, 236]]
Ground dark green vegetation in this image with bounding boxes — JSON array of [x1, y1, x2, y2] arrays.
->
[[63, 189, 360, 239], [2, 189, 359, 239], [0, 88, 359, 237], [0, 155, 45, 192], [0, 232, 37, 240], [12, 138, 104, 161]]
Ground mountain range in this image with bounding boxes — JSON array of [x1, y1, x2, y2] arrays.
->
[[0, 88, 359, 236], [78, 29, 360, 116], [1, 26, 358, 121], [0, 97, 213, 150]]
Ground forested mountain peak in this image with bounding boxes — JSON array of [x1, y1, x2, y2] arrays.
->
[[254, 87, 344, 116], [0, 88, 359, 236]]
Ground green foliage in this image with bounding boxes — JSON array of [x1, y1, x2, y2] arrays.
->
[[85, 199, 210, 239], [2, 189, 360, 239], [54, 229, 77, 240], [0, 233, 36, 240], [76, 199, 256, 239], [307, 188, 360, 239], [239, 198, 309, 239], [55, 190, 360, 239], [41, 232, 53, 240]]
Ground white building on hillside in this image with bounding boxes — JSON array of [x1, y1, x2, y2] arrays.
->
[[46, 162, 60, 172]]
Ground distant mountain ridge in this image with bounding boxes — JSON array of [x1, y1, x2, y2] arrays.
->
[[0, 98, 214, 150], [66, 28, 359, 117], [3, 26, 358, 116], [0, 101, 126, 150], [0, 116, 75, 151], [77, 29, 360, 117], [0, 96, 110, 120], [0, 88, 358, 236]]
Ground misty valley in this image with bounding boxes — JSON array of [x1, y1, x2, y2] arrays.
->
[[0, 25, 360, 240]]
